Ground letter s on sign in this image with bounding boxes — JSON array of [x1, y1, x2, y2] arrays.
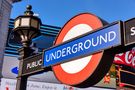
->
[[130, 27, 135, 36]]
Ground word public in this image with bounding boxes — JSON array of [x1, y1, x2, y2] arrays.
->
[[27, 59, 42, 69]]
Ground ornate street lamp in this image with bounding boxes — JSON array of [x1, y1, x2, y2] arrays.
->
[[14, 5, 41, 47], [13, 5, 41, 90]]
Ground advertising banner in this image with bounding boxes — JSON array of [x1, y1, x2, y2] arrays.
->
[[114, 47, 135, 89], [114, 47, 135, 68], [0, 78, 115, 90], [0, 78, 62, 90]]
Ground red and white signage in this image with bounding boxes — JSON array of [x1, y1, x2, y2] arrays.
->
[[52, 13, 115, 87], [114, 47, 135, 68]]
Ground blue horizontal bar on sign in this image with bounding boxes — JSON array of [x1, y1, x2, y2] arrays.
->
[[43, 22, 122, 67]]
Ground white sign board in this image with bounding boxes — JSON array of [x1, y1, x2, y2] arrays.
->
[[0, 78, 114, 90]]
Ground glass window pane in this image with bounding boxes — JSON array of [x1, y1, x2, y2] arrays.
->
[[15, 19, 20, 28], [31, 19, 38, 28], [21, 18, 30, 26]]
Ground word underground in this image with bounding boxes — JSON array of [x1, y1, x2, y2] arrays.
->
[[45, 30, 116, 63]]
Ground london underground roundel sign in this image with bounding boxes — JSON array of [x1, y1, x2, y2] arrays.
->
[[52, 13, 115, 88]]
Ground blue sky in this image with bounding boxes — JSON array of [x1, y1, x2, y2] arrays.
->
[[11, 0, 135, 27]]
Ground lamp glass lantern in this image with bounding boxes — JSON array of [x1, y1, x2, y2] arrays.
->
[[14, 16, 40, 29], [13, 5, 41, 47]]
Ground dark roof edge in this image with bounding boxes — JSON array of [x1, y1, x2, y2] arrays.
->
[[12, 0, 22, 3]]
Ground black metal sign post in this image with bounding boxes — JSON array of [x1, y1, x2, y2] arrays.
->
[[16, 47, 34, 90]]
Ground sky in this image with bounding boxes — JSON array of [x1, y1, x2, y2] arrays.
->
[[11, 0, 135, 27]]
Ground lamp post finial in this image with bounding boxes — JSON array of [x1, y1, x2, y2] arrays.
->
[[24, 5, 34, 15]]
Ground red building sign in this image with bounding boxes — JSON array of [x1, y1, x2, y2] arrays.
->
[[114, 47, 135, 68]]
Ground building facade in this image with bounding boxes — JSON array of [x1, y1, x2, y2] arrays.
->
[[0, 0, 21, 77]]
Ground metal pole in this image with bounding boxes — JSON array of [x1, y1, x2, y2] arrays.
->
[[16, 47, 34, 90], [16, 76, 28, 90]]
